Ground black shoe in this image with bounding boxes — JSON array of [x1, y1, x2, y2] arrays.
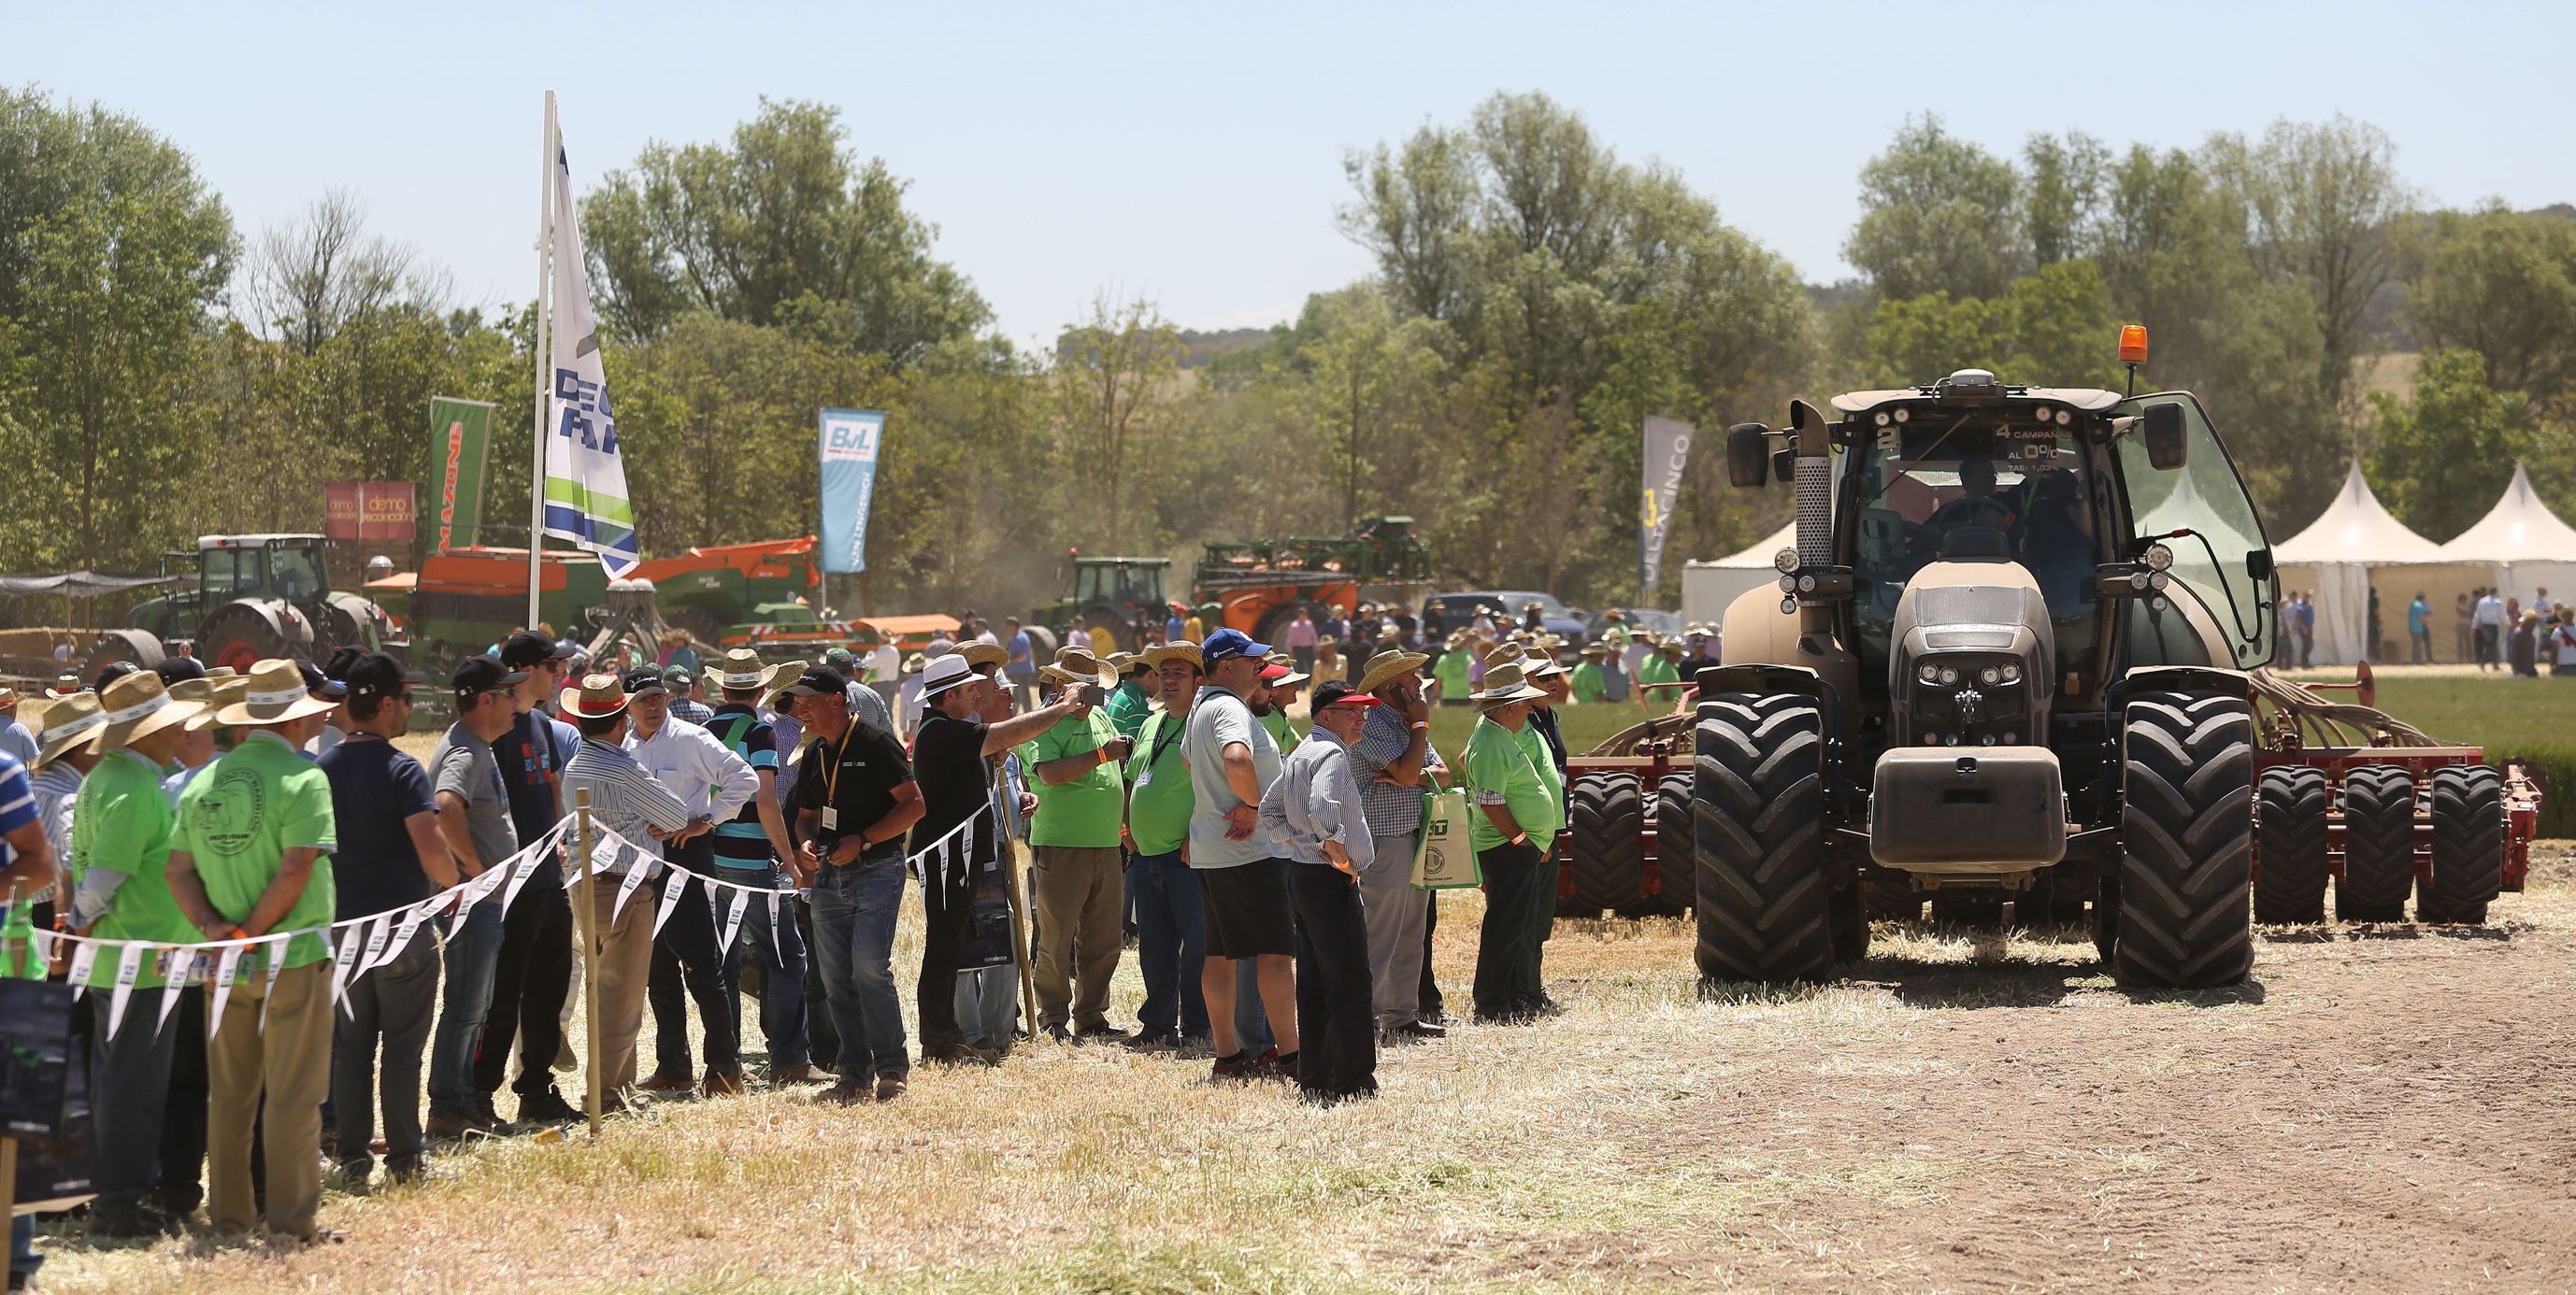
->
[[1125, 1028, 1181, 1051], [515, 1088, 582, 1125], [1041, 1022, 1073, 1044], [1385, 1020, 1447, 1043], [87, 1205, 179, 1239], [1073, 1020, 1129, 1043]]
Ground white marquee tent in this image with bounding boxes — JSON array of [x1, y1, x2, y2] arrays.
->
[[2273, 463, 2483, 665], [1681, 519, 1796, 627], [2436, 462, 2576, 614]]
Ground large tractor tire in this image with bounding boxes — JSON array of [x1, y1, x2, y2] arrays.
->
[[1692, 692, 1836, 983], [199, 604, 299, 675], [2111, 690, 2254, 989], [1651, 773, 1696, 916], [1865, 875, 1923, 922], [2336, 765, 2416, 923], [2253, 766, 2330, 924], [1562, 772, 1641, 918], [2419, 765, 2503, 925], [79, 630, 168, 688], [1080, 608, 1136, 658]]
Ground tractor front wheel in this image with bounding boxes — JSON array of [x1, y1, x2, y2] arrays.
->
[[1692, 692, 1837, 983], [2336, 765, 2415, 923], [2420, 765, 2502, 925], [1562, 772, 1639, 919], [79, 630, 168, 689], [2112, 689, 2254, 989], [200, 605, 295, 675], [2254, 766, 2330, 924]]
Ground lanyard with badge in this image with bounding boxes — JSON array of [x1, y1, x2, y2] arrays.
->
[[1134, 713, 1183, 789], [818, 722, 857, 833]]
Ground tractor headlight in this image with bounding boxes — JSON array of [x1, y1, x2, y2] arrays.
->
[[2144, 543, 2174, 572], [1797, 574, 1817, 593], [1938, 666, 1958, 685], [1999, 662, 2020, 683], [1773, 548, 1800, 575], [1918, 662, 1940, 685], [2129, 571, 2152, 591], [1780, 574, 1797, 593], [1979, 666, 2001, 686]]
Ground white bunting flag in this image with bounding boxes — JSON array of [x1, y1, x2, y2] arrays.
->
[[501, 851, 542, 913], [770, 892, 789, 964], [154, 952, 194, 1032], [612, 860, 651, 922], [651, 869, 691, 938], [259, 934, 292, 1033], [208, 943, 246, 1040], [106, 942, 146, 1039], [66, 941, 97, 1001], [376, 904, 430, 973], [717, 888, 749, 959], [332, 920, 379, 1019]]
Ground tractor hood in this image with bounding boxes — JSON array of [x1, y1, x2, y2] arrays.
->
[[1888, 560, 2054, 749]]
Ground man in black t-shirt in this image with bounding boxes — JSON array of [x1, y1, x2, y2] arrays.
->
[[778, 667, 923, 1106], [315, 653, 450, 1187], [478, 631, 585, 1124], [907, 656, 1087, 1067]]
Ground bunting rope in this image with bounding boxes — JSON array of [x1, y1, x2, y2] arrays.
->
[[16, 798, 997, 1042]]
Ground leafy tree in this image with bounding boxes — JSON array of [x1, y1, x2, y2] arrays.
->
[[582, 99, 989, 364], [1844, 114, 2025, 303], [2023, 132, 2111, 269], [2401, 204, 2576, 410], [2366, 349, 2539, 540], [1052, 295, 1186, 556]]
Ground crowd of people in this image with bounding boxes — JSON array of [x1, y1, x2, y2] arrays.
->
[[2275, 585, 2574, 676], [0, 600, 1699, 1278]]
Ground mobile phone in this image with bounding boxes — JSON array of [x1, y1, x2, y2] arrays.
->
[[1078, 683, 1107, 707]]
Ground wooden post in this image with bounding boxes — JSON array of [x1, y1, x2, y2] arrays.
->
[[1005, 835, 1037, 1037], [571, 788, 604, 1138]]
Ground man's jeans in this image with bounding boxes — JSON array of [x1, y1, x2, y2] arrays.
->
[[1360, 830, 1429, 1029], [795, 896, 838, 1072], [330, 934, 438, 1179], [90, 987, 193, 1220], [2411, 626, 2433, 663], [1128, 850, 1208, 1037], [427, 900, 504, 1116], [953, 961, 1018, 1049], [809, 851, 909, 1082], [718, 864, 809, 1073], [647, 838, 743, 1082]]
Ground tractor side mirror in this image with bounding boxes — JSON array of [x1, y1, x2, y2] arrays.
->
[[2142, 403, 2187, 471], [1726, 423, 1771, 488], [2245, 550, 2273, 581]]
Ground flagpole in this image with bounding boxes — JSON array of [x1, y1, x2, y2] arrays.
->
[[527, 90, 556, 630]]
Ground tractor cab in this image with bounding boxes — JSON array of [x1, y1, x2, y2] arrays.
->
[[1075, 558, 1167, 612]]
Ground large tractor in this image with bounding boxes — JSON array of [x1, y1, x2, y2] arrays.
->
[[1676, 346, 2531, 989], [84, 534, 402, 678], [1031, 554, 1176, 657]]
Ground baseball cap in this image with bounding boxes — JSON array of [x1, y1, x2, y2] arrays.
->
[[773, 667, 849, 705], [451, 655, 527, 701], [662, 663, 696, 686], [346, 651, 427, 700], [502, 630, 578, 670], [621, 666, 669, 697], [821, 648, 858, 673], [1310, 681, 1381, 709], [920, 654, 978, 697], [153, 656, 207, 685], [297, 660, 350, 701], [1202, 628, 1269, 665]]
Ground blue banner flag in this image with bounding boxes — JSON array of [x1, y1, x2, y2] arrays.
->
[[819, 408, 885, 575]]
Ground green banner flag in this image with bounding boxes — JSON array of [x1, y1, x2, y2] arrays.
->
[[428, 395, 495, 552]]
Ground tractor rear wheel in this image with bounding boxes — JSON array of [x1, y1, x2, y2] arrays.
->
[[1651, 773, 1696, 916], [2336, 765, 2415, 923], [1692, 692, 1836, 983], [2253, 766, 2330, 924], [1865, 875, 1923, 922], [1080, 610, 1134, 657], [200, 605, 295, 675], [79, 630, 168, 688], [2420, 765, 2503, 925], [2112, 690, 2254, 989], [1563, 773, 1640, 918]]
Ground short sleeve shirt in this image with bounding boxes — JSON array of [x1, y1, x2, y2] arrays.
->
[[1260, 709, 1301, 754], [71, 748, 197, 986], [1464, 718, 1560, 855], [493, 709, 567, 887], [909, 712, 995, 875], [706, 704, 779, 862], [432, 723, 519, 875], [789, 718, 914, 854], [1124, 708, 1195, 856], [1023, 709, 1125, 848], [0, 754, 36, 975], [318, 737, 437, 921], [1182, 686, 1281, 870], [176, 733, 339, 968]]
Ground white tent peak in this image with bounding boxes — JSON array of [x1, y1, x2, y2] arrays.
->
[[2274, 462, 2447, 563], [2438, 462, 2576, 561]]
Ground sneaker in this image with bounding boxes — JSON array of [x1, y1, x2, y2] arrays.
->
[[768, 1063, 836, 1086], [1125, 1028, 1181, 1051], [702, 1071, 746, 1099], [1210, 1050, 1257, 1082], [424, 1109, 479, 1141], [515, 1089, 582, 1125], [1384, 1020, 1447, 1044], [1073, 1020, 1129, 1043], [1259, 1049, 1299, 1082], [636, 1072, 695, 1094], [873, 1076, 908, 1103]]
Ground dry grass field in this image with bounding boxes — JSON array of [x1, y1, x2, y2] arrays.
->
[[34, 828, 2576, 1292]]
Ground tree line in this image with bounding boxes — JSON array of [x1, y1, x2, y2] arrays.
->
[[1, 86, 2569, 621]]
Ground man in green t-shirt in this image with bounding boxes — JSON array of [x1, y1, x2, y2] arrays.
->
[[1461, 661, 1560, 1024], [1636, 638, 1683, 712], [67, 669, 208, 1237], [1431, 635, 1473, 706], [1122, 642, 1207, 1047], [1256, 662, 1304, 752], [1568, 644, 1609, 704], [166, 659, 342, 1246], [1024, 657, 1133, 1041]]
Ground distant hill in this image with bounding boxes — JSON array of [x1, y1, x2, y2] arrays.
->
[[1177, 327, 1277, 368]]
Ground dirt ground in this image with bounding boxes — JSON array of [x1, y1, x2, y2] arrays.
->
[[37, 844, 2576, 1294]]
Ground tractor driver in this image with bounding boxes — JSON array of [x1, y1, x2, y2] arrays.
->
[[1926, 455, 2020, 551]]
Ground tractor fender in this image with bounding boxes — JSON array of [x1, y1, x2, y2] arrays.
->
[[323, 591, 391, 649], [2107, 665, 2251, 713], [225, 599, 318, 650]]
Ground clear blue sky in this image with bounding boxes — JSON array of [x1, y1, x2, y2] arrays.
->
[[14, 2, 2571, 349]]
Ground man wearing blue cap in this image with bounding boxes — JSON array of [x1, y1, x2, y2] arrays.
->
[[1182, 629, 1299, 1081]]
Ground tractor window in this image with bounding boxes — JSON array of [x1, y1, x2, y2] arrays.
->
[[270, 547, 326, 601], [1845, 421, 2100, 676], [204, 548, 263, 601], [1115, 567, 1163, 606], [2112, 394, 2275, 669], [1075, 565, 1104, 605]]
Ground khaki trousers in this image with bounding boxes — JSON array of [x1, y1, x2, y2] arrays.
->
[[590, 875, 661, 1094], [1030, 845, 1124, 1029], [208, 960, 333, 1238]]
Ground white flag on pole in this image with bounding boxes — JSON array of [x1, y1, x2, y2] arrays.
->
[[540, 119, 639, 576]]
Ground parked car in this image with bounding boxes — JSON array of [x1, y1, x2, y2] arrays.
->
[[1422, 591, 1588, 651], [1584, 606, 1682, 640]]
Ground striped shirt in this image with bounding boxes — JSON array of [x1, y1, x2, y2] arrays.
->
[[30, 762, 81, 861], [562, 737, 693, 871]]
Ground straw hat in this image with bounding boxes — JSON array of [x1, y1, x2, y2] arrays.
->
[[1579, 642, 1608, 659], [1050, 646, 1111, 686], [1523, 651, 1568, 680], [186, 678, 249, 733], [1355, 648, 1429, 695], [708, 648, 799, 695], [45, 674, 81, 699], [960, 642, 1009, 672], [1106, 650, 1143, 676], [97, 669, 208, 748], [1471, 661, 1547, 705], [32, 691, 107, 769], [209, 658, 339, 727], [901, 652, 926, 676], [1141, 641, 1203, 671], [557, 671, 635, 720]]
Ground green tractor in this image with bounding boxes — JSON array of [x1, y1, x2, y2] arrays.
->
[[83, 534, 402, 680], [1030, 555, 1174, 657]]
